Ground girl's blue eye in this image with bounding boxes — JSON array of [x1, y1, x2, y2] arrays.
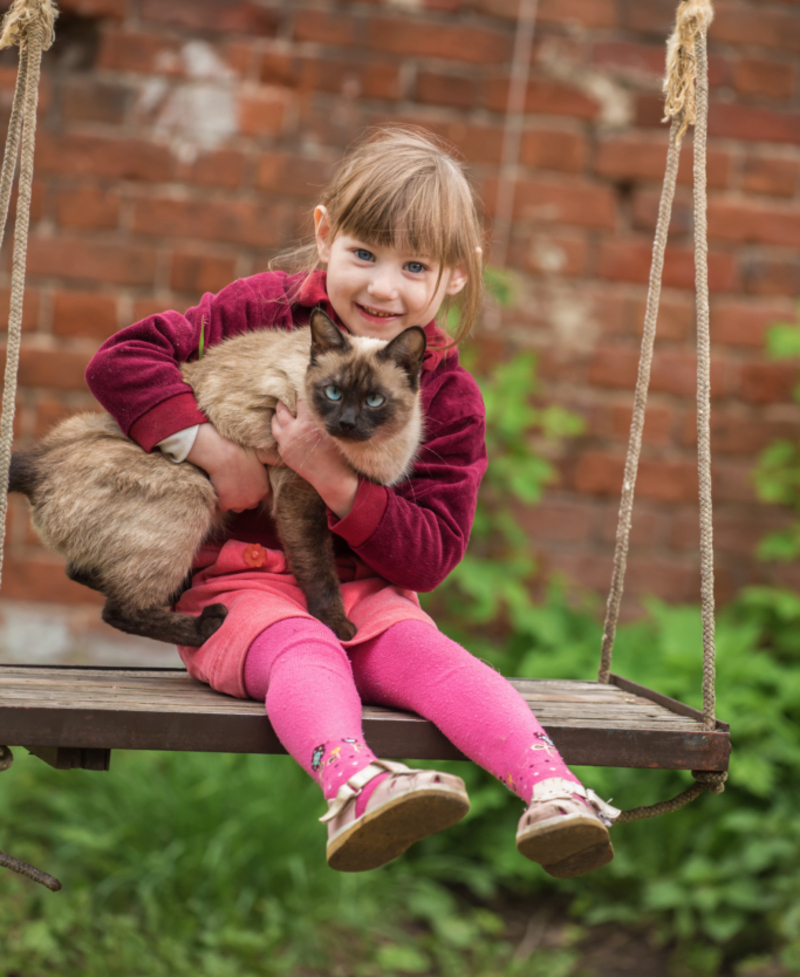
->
[[406, 261, 426, 274], [355, 249, 374, 262], [325, 385, 342, 401], [366, 394, 385, 408]]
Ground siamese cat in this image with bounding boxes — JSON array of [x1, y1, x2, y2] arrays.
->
[[9, 310, 426, 645]]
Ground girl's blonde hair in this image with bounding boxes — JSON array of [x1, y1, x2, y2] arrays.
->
[[275, 127, 484, 346]]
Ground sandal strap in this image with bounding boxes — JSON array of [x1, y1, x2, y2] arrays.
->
[[531, 777, 621, 824], [318, 759, 413, 823]]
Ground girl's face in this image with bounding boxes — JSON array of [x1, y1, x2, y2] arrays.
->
[[314, 206, 467, 341]]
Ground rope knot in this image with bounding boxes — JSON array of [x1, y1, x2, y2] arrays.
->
[[693, 769, 727, 794], [663, 0, 715, 142], [0, 0, 58, 52]]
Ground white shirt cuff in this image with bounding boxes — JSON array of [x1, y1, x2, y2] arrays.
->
[[157, 425, 200, 464]]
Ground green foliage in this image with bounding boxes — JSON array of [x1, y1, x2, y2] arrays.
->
[[753, 304, 800, 560]]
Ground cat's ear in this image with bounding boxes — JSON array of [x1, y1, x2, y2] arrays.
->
[[310, 309, 351, 360], [378, 326, 427, 385]]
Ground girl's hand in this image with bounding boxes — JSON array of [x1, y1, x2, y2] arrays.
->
[[187, 423, 272, 513], [271, 398, 359, 519]]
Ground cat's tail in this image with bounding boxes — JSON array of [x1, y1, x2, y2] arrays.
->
[[8, 452, 39, 497]]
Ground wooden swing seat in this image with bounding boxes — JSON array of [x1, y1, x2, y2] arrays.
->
[[0, 664, 730, 773]]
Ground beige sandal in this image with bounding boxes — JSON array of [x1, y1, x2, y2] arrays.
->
[[320, 759, 470, 872], [516, 777, 620, 878]]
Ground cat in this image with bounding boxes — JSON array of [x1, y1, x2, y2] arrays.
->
[[9, 310, 426, 645]]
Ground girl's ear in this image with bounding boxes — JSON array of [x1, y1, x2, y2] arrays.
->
[[314, 205, 332, 263], [445, 265, 468, 296]]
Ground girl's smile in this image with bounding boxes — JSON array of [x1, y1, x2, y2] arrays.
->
[[314, 206, 467, 341]]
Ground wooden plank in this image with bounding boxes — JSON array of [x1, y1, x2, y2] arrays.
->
[[24, 745, 111, 771], [0, 665, 730, 771]]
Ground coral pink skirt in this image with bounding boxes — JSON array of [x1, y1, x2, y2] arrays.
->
[[174, 539, 436, 698]]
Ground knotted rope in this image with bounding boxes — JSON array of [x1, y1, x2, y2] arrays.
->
[[0, 0, 62, 893], [596, 0, 727, 822]]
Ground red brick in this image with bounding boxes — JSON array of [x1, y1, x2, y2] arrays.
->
[[484, 176, 616, 229], [588, 346, 736, 400], [292, 10, 361, 47], [537, 0, 616, 29], [382, 115, 505, 165], [573, 450, 698, 503], [592, 40, 730, 89], [740, 362, 798, 404], [61, 78, 131, 125], [735, 58, 795, 100], [259, 53, 401, 100], [416, 71, 476, 110], [595, 135, 732, 189], [597, 240, 736, 293], [55, 185, 120, 230], [10, 347, 91, 392], [629, 292, 694, 342], [515, 500, 595, 543], [712, 3, 800, 55], [238, 87, 287, 138], [741, 257, 800, 297], [485, 77, 599, 120], [708, 102, 800, 146], [709, 459, 759, 504], [177, 150, 247, 190], [132, 298, 172, 322], [57, 0, 126, 17], [170, 251, 238, 295], [36, 133, 173, 182], [714, 509, 794, 558], [631, 187, 693, 237], [1, 554, 104, 605], [27, 238, 157, 287], [711, 298, 797, 349], [98, 29, 185, 76], [141, 0, 280, 35], [609, 404, 674, 445], [256, 152, 335, 199], [34, 396, 96, 439], [622, 0, 684, 37], [519, 231, 588, 277], [132, 196, 283, 249], [519, 129, 587, 174], [0, 288, 40, 333], [592, 40, 667, 80], [365, 17, 511, 64], [741, 156, 799, 198], [682, 411, 799, 455], [52, 291, 118, 341], [708, 198, 800, 248], [598, 501, 665, 547]]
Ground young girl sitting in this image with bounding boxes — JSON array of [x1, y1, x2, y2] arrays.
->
[[85, 127, 617, 877]]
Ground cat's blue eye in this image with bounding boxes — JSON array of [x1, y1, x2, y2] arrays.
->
[[355, 249, 374, 262], [325, 385, 342, 401], [365, 393, 385, 408], [406, 261, 426, 274]]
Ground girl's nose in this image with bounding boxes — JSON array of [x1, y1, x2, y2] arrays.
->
[[367, 267, 399, 300]]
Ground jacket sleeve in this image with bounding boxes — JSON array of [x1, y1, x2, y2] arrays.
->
[[84, 273, 294, 451], [328, 365, 487, 592]]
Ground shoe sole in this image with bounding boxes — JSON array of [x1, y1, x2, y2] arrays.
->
[[327, 786, 470, 873], [516, 811, 613, 878]]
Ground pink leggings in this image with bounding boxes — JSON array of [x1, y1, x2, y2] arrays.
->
[[244, 617, 580, 808]]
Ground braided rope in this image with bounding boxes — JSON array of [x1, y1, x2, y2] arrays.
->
[[599, 0, 723, 822], [0, 0, 62, 893]]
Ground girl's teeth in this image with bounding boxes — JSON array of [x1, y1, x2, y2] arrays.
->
[[362, 306, 394, 317]]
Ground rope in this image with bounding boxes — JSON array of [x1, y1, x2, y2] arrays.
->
[[598, 0, 722, 822], [0, 0, 62, 893]]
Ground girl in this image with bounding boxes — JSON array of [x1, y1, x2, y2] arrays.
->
[[86, 128, 617, 877]]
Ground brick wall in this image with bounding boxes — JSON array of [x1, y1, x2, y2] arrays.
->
[[2, 0, 800, 621]]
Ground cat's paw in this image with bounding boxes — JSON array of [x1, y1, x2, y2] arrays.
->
[[198, 603, 228, 640], [331, 617, 357, 642]]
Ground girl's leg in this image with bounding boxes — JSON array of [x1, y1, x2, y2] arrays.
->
[[351, 619, 580, 804], [244, 617, 382, 807], [351, 620, 613, 877], [244, 617, 469, 870]]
